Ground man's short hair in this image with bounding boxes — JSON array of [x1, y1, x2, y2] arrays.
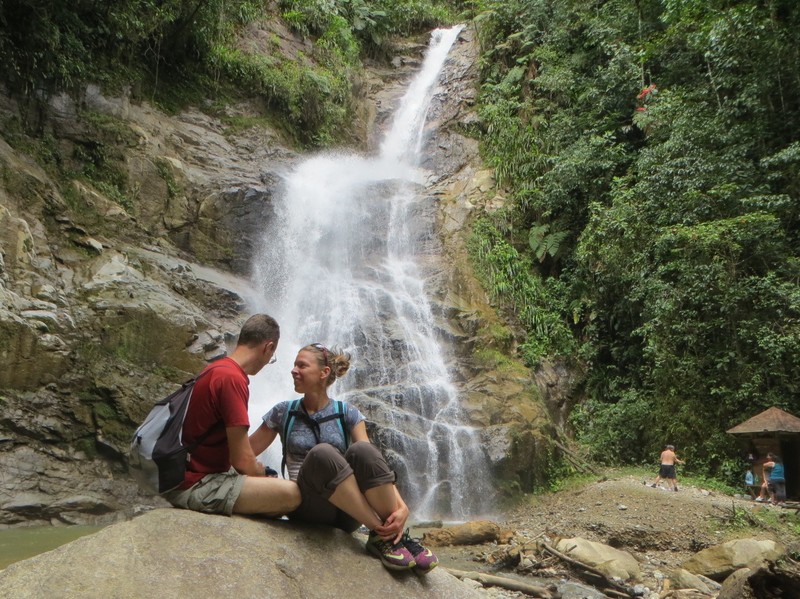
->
[[236, 314, 280, 347], [666, 444, 675, 450]]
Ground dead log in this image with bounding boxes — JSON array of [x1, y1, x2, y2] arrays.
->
[[422, 520, 511, 546], [445, 568, 561, 599]]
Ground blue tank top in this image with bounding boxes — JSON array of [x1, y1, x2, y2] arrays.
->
[[770, 463, 785, 482]]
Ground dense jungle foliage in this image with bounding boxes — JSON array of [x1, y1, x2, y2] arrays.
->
[[0, 0, 454, 144], [471, 0, 800, 481]]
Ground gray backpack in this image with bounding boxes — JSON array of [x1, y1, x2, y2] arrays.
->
[[128, 366, 223, 494]]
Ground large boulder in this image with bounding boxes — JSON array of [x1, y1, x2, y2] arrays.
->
[[717, 567, 755, 599], [555, 536, 641, 582], [681, 538, 785, 581], [0, 509, 481, 599], [716, 562, 800, 599]]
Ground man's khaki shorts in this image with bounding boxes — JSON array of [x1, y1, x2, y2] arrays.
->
[[162, 469, 246, 516]]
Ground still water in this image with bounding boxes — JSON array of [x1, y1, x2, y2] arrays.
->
[[0, 525, 101, 569]]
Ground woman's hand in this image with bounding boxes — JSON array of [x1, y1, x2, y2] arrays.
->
[[374, 502, 409, 544]]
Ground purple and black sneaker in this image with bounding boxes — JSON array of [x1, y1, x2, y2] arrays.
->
[[401, 529, 439, 574], [366, 531, 417, 571]]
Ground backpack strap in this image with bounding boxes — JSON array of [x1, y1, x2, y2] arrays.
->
[[334, 400, 349, 449], [184, 362, 228, 452], [306, 400, 349, 447], [280, 399, 302, 478]]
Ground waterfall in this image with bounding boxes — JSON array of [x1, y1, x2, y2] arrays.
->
[[249, 25, 492, 520]]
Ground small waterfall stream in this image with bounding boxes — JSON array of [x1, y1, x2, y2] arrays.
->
[[249, 25, 492, 520]]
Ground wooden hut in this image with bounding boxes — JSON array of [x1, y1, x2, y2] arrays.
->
[[727, 407, 800, 499]]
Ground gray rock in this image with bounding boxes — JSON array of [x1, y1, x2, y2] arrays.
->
[[667, 567, 713, 593], [681, 538, 784, 581], [555, 536, 641, 581], [0, 509, 481, 599], [717, 567, 755, 599]]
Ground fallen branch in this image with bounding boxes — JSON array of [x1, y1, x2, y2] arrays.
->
[[712, 501, 760, 527], [552, 439, 600, 476], [445, 568, 561, 599], [542, 542, 634, 598], [541, 543, 606, 579]]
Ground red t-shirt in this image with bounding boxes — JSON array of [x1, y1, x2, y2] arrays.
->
[[180, 357, 250, 489]]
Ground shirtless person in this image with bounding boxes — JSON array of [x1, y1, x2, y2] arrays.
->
[[650, 445, 685, 491]]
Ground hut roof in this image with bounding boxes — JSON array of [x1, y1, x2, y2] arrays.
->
[[726, 406, 800, 436]]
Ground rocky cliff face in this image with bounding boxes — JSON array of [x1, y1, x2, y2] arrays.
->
[[414, 26, 579, 492], [0, 25, 579, 527], [0, 86, 291, 526]]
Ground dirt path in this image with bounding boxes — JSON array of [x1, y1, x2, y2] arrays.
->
[[421, 471, 800, 598]]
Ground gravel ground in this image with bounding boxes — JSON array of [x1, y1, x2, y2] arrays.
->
[[419, 471, 800, 598]]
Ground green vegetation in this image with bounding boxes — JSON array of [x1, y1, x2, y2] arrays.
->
[[468, 216, 576, 363], [0, 0, 455, 145], [471, 0, 800, 482], [711, 500, 800, 539], [543, 461, 594, 494], [154, 158, 183, 200], [279, 0, 452, 56]]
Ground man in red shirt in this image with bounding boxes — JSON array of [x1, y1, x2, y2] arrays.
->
[[163, 314, 300, 516]]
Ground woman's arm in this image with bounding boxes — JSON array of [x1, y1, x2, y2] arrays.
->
[[249, 423, 278, 455], [376, 487, 410, 543], [349, 421, 410, 541], [350, 420, 369, 443]]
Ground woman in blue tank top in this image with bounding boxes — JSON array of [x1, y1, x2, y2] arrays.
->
[[763, 452, 786, 505]]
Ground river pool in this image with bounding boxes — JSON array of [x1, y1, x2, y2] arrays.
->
[[0, 525, 102, 570]]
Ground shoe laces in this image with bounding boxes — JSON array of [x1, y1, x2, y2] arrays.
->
[[371, 533, 404, 552], [401, 529, 425, 555]]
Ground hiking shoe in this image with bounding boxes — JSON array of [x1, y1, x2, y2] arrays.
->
[[401, 529, 439, 574], [366, 531, 416, 571]]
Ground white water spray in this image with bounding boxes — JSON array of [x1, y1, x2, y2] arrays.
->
[[249, 25, 492, 519]]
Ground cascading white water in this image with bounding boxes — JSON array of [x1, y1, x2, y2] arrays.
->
[[249, 25, 492, 520]]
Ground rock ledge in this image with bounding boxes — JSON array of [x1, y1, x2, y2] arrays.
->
[[0, 509, 480, 599]]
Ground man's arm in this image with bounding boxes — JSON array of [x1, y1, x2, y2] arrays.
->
[[227, 425, 266, 476]]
